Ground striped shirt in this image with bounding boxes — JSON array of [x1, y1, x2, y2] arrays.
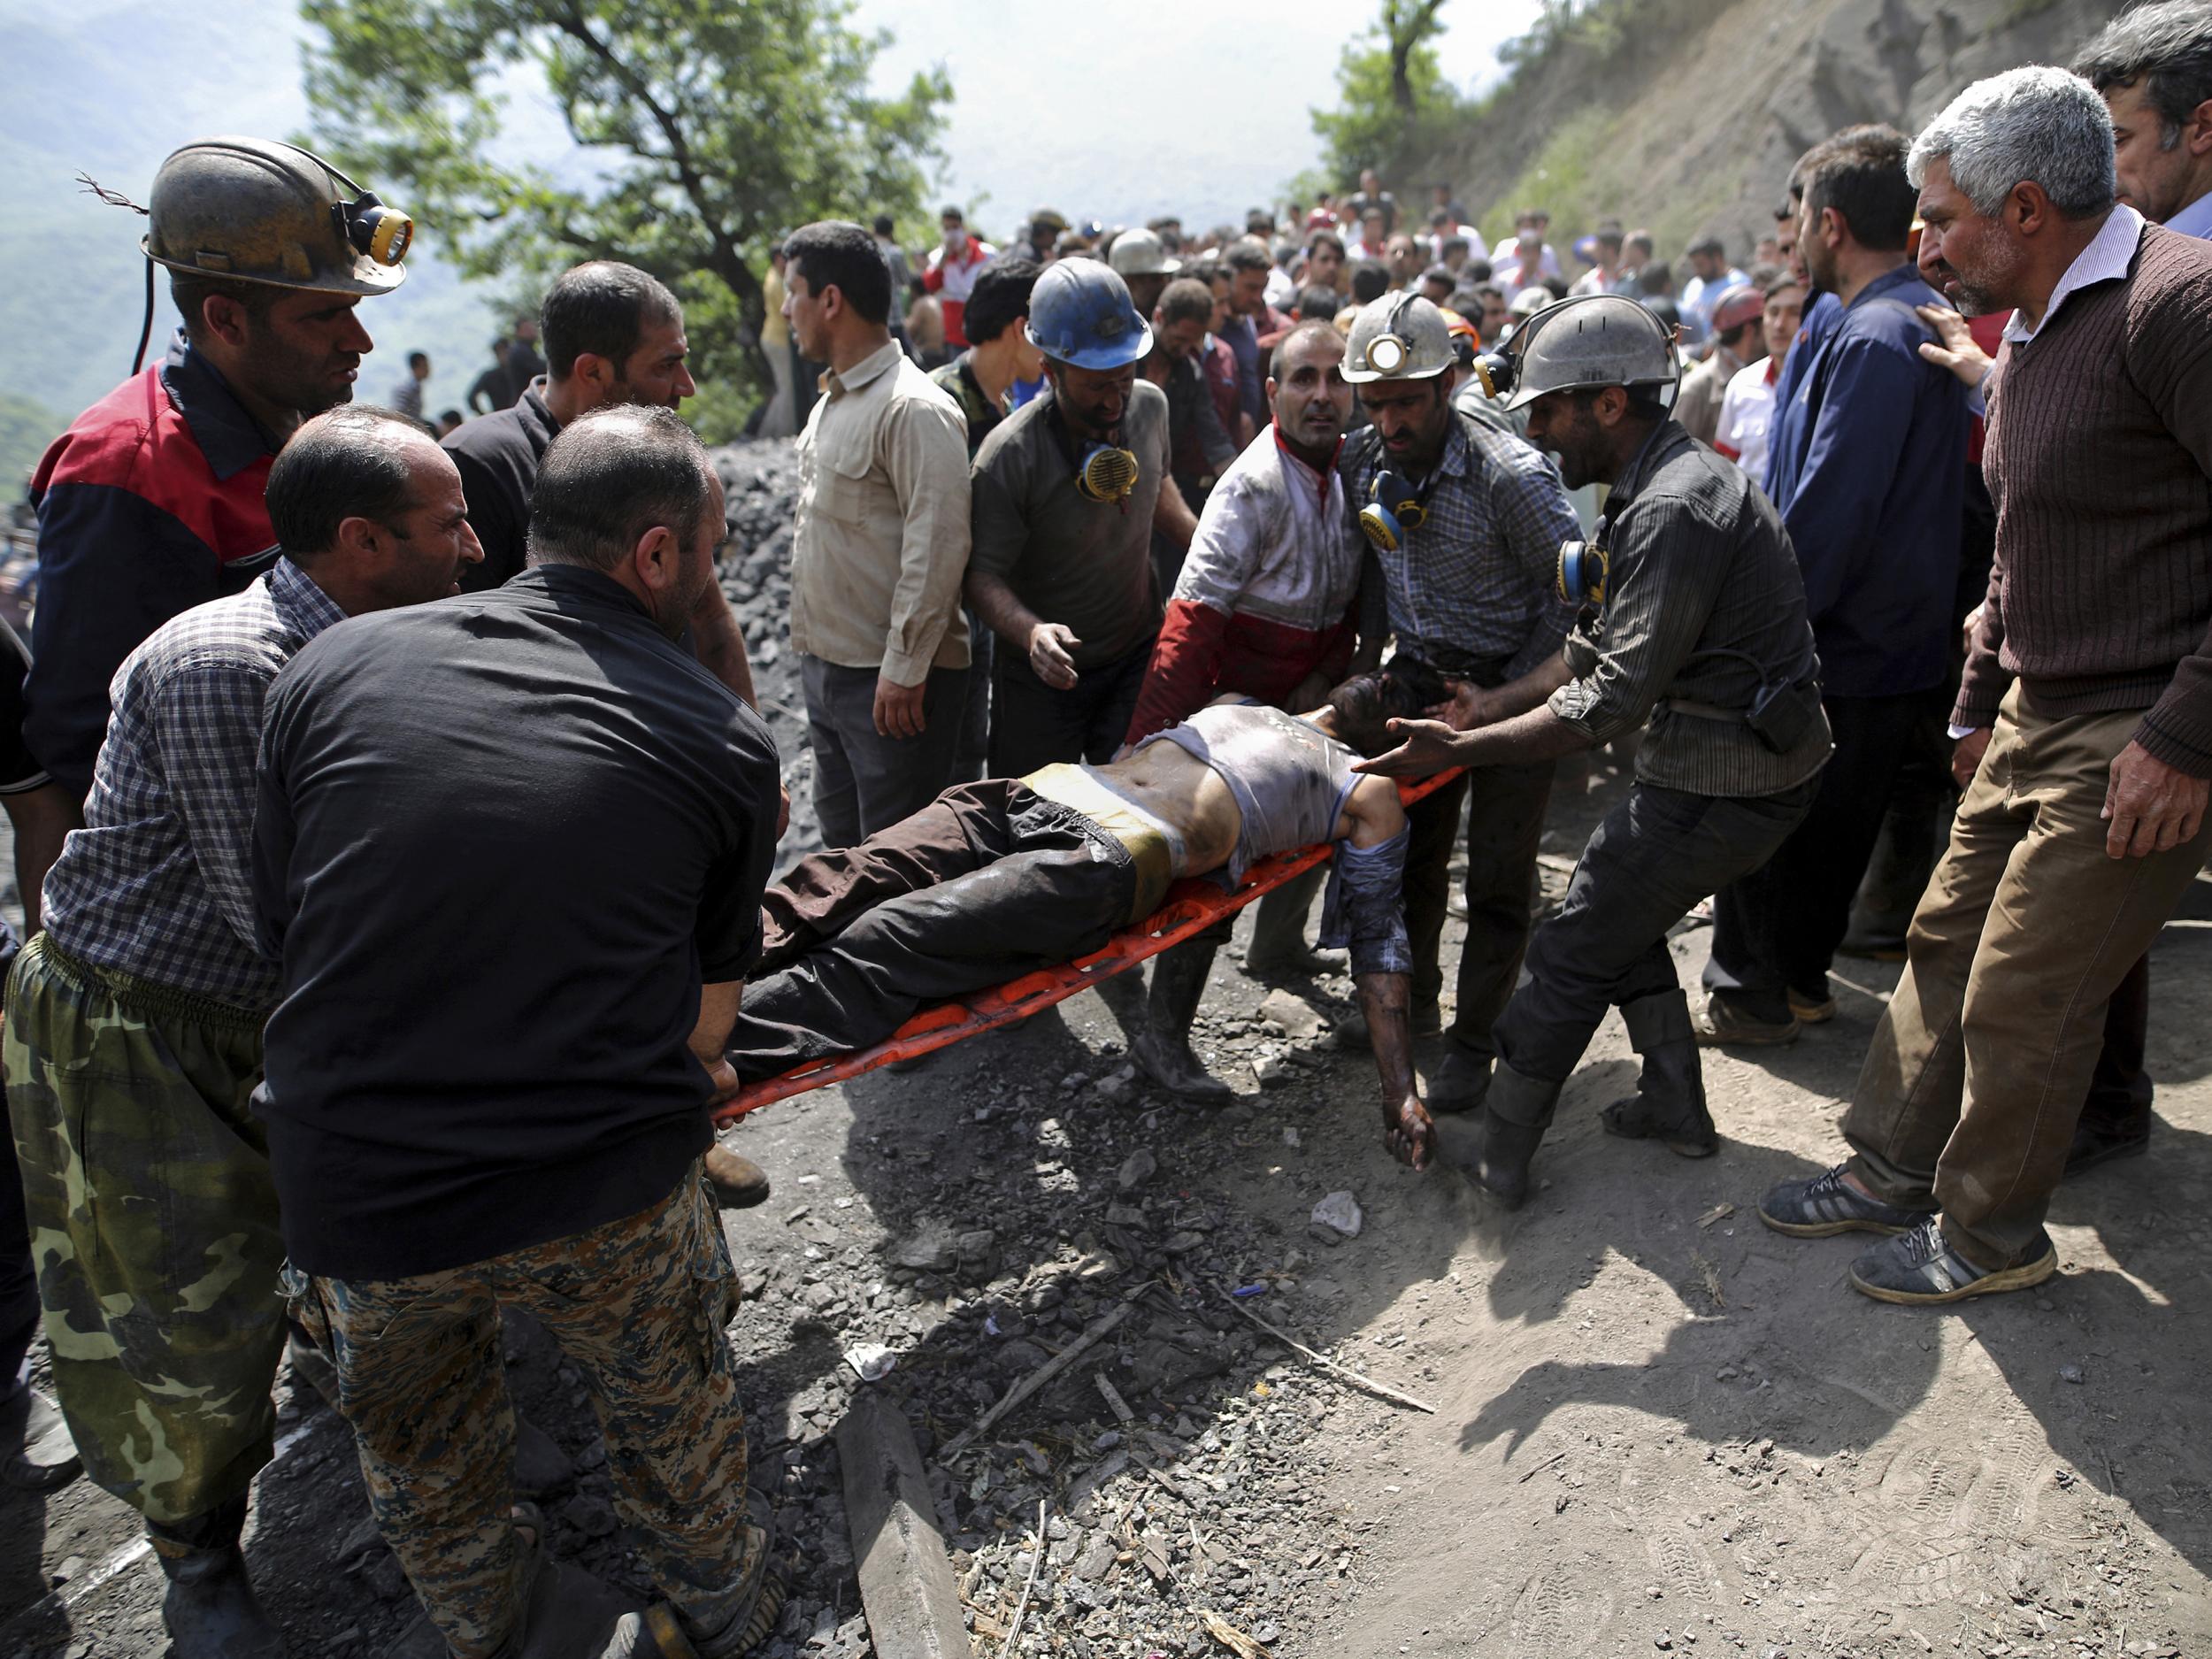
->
[[42, 558, 347, 1009]]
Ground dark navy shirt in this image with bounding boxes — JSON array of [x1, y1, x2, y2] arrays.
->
[[1763, 266, 1969, 697], [251, 565, 781, 1279]]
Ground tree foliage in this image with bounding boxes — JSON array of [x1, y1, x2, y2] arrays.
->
[[1310, 0, 1466, 187], [300, 0, 952, 431]]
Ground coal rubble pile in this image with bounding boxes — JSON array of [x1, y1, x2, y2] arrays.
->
[[718, 987, 1429, 1658], [710, 440, 822, 873]]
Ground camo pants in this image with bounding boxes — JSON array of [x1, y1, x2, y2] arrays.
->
[[288, 1168, 758, 1658], [2, 933, 282, 1526]]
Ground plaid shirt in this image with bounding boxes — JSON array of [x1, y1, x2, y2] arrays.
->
[[43, 558, 347, 1010], [1342, 411, 1580, 682]]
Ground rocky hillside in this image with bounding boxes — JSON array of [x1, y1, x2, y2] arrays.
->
[[1426, 0, 2123, 260]]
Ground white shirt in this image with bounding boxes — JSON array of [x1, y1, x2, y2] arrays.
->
[[1499, 242, 1563, 298], [2001, 204, 2145, 346], [1713, 357, 1778, 490], [1264, 265, 1297, 310], [1173, 428, 1364, 634]]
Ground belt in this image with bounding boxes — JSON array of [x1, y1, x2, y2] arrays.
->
[[1022, 764, 1179, 925], [1657, 696, 1743, 723]]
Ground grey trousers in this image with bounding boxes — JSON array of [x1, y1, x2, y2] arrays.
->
[[802, 654, 971, 850]]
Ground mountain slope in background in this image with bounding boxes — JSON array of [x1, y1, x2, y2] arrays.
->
[[1428, 0, 2120, 260], [0, 1, 518, 472]]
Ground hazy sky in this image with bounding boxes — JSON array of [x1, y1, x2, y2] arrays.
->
[[0, 0, 1544, 416], [3, 0, 1544, 230]]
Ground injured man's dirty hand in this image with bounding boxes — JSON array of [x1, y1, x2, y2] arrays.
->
[[727, 683, 1443, 1165]]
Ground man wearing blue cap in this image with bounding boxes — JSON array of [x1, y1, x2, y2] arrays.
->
[[966, 260, 1197, 775]]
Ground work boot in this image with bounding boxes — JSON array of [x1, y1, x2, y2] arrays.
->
[[703, 1142, 772, 1209], [1424, 1046, 1492, 1115], [1474, 1063, 1562, 1210], [1130, 939, 1233, 1107], [0, 1381, 81, 1492], [148, 1495, 285, 1659], [588, 1532, 786, 1658], [1241, 869, 1340, 979], [1600, 990, 1718, 1158]]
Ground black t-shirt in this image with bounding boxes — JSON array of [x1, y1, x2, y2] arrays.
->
[[251, 565, 781, 1280], [442, 380, 560, 592]]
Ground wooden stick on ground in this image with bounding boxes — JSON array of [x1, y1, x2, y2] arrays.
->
[[1515, 1449, 1567, 1483], [1002, 1499, 1048, 1653], [939, 1282, 1150, 1462], [1221, 1294, 1437, 1415], [1201, 1609, 1275, 1657], [834, 1393, 973, 1659]]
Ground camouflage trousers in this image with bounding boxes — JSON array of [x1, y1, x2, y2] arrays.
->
[[1, 933, 282, 1527], [288, 1166, 759, 1659]]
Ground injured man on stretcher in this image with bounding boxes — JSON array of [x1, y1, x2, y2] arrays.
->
[[726, 680, 1440, 1169]]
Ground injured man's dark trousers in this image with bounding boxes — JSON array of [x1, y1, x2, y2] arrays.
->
[[728, 780, 1140, 1080]]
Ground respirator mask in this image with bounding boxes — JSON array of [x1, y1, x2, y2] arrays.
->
[[1358, 472, 1430, 552], [1074, 442, 1141, 504]]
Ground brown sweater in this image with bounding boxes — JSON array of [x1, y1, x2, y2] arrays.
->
[[1955, 222, 2212, 774]]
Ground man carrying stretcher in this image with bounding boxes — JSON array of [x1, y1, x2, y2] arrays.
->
[[726, 679, 1440, 1168]]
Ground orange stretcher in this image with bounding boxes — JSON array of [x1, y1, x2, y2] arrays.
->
[[715, 768, 1465, 1123]]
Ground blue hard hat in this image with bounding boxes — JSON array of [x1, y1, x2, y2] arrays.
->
[[1025, 259, 1153, 370]]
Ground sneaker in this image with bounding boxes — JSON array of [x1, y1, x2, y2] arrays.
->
[[1692, 998, 1800, 1048], [1757, 1164, 1935, 1238], [1847, 1219, 2058, 1305], [1786, 987, 1837, 1024], [1331, 999, 1441, 1052]]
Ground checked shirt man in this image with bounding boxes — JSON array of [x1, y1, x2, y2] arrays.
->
[[4, 409, 480, 1659], [1337, 293, 1580, 1114]]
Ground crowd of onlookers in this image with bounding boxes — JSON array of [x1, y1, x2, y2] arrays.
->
[[4, 5, 2211, 1658]]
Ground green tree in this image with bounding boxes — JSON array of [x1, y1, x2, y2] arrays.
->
[[300, 0, 952, 435], [1310, 0, 1465, 187]]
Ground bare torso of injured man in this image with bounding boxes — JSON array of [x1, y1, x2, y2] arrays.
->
[[728, 693, 1439, 1167]]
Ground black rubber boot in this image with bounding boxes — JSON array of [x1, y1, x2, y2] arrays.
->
[[1476, 1063, 1562, 1210], [148, 1495, 286, 1659], [1130, 939, 1233, 1106], [1425, 1046, 1492, 1115], [1242, 867, 1339, 979], [1601, 991, 1719, 1158]]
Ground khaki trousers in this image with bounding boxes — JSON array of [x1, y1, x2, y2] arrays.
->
[[1844, 687, 2209, 1267]]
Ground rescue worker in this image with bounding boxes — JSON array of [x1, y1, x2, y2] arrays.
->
[[1108, 227, 1181, 322], [1336, 293, 1581, 1117], [1357, 296, 1832, 1209], [966, 260, 1196, 775], [4, 407, 479, 1658], [1124, 321, 1367, 1019], [21, 134, 408, 912]]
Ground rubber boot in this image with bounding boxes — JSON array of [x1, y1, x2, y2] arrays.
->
[[1425, 1046, 1492, 1115], [1601, 990, 1719, 1157], [1242, 866, 1338, 979], [148, 1494, 286, 1659], [1130, 939, 1233, 1107], [1476, 1063, 1562, 1210]]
